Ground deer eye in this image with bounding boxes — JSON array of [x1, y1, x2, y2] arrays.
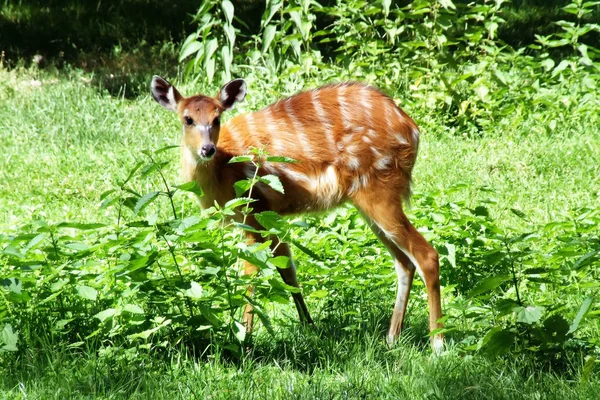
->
[[183, 116, 194, 126]]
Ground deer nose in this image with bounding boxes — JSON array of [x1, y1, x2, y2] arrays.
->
[[200, 144, 216, 158]]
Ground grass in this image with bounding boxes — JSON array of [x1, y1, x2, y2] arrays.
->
[[1, 65, 599, 398], [3, 314, 599, 399]]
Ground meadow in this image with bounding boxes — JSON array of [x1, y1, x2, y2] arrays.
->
[[1, 0, 600, 398]]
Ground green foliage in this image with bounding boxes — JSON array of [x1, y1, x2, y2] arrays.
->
[[1, 0, 600, 389]]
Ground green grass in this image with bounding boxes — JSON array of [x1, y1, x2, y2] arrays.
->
[[1, 66, 599, 398], [2, 317, 599, 399]]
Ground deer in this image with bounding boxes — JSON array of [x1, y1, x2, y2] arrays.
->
[[150, 76, 443, 351]]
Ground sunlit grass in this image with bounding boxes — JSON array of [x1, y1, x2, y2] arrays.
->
[[1, 67, 599, 399]]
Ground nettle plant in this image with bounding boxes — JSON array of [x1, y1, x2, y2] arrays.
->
[[0, 146, 303, 356]]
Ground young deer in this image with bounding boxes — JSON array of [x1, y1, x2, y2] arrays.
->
[[151, 76, 443, 350]]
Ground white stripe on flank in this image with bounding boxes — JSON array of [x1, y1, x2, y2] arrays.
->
[[264, 108, 286, 156], [285, 98, 313, 157], [383, 100, 393, 135], [361, 88, 373, 127], [311, 90, 336, 153], [226, 122, 245, 151], [245, 113, 256, 132], [337, 85, 353, 131]]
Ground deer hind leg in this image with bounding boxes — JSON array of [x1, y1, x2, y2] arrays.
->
[[354, 191, 443, 352], [272, 238, 313, 324], [364, 219, 416, 345]]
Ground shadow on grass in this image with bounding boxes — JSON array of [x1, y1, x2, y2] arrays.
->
[[245, 300, 434, 374]]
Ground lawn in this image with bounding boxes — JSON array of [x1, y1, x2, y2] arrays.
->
[[1, 0, 600, 398]]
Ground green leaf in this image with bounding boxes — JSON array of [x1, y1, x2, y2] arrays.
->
[[185, 281, 204, 300], [56, 222, 106, 230], [472, 205, 489, 217], [569, 297, 593, 334], [234, 179, 253, 197], [438, 0, 456, 10], [515, 305, 543, 324], [262, 25, 277, 54], [310, 290, 328, 298], [221, 0, 234, 24], [76, 285, 97, 301], [468, 275, 511, 297], [123, 304, 144, 314], [259, 174, 285, 194], [94, 308, 116, 322], [233, 321, 246, 342], [510, 208, 528, 220], [134, 191, 160, 215], [224, 197, 254, 210], [176, 181, 203, 196], [0, 324, 18, 352], [180, 34, 201, 61], [480, 328, 514, 356], [268, 256, 290, 269], [262, 0, 283, 27], [445, 243, 456, 268], [228, 155, 254, 163], [266, 155, 297, 163]]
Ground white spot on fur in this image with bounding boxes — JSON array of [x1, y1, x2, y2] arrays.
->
[[395, 133, 409, 145], [359, 174, 370, 188], [310, 165, 339, 207], [347, 155, 360, 170], [363, 136, 372, 144], [345, 143, 360, 156], [374, 156, 392, 170]]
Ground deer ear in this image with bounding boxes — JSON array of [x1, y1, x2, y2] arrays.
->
[[151, 75, 182, 112], [218, 79, 246, 110]]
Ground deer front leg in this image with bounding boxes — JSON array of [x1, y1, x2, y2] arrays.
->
[[272, 239, 313, 324], [242, 235, 259, 333]]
